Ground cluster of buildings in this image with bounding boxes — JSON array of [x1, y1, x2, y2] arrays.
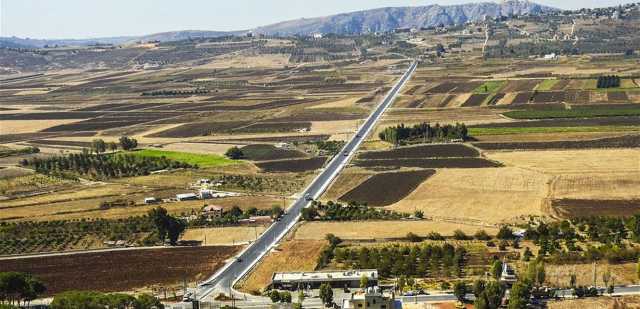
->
[[144, 178, 240, 205], [271, 270, 400, 309]]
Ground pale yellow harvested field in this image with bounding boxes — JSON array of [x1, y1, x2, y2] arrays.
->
[[160, 143, 241, 156], [628, 92, 640, 103], [486, 149, 640, 174], [552, 171, 640, 200], [181, 226, 267, 245], [310, 120, 360, 135], [383, 107, 512, 126], [294, 221, 499, 240], [621, 79, 638, 88], [13, 88, 54, 96], [198, 54, 290, 69], [237, 240, 326, 293], [590, 91, 608, 102], [309, 96, 360, 109], [496, 92, 517, 105], [388, 167, 549, 224], [322, 170, 372, 201], [545, 263, 637, 288], [494, 67, 613, 79], [448, 93, 472, 108], [0, 119, 86, 134]]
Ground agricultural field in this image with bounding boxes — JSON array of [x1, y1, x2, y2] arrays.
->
[[387, 167, 548, 225], [339, 170, 435, 206], [127, 149, 237, 168], [0, 246, 239, 295], [0, 40, 404, 261], [236, 240, 327, 294], [4, 21, 640, 301], [239, 144, 306, 161], [294, 221, 499, 240], [255, 156, 327, 173], [181, 226, 268, 245]]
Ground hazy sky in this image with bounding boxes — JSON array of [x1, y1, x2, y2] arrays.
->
[[1, 0, 635, 39]]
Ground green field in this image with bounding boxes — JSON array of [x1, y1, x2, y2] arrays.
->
[[535, 79, 559, 91], [473, 80, 506, 93], [469, 126, 640, 136], [503, 107, 640, 119], [127, 149, 236, 168]]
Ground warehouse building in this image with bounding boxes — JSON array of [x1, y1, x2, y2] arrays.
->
[[271, 269, 378, 290]]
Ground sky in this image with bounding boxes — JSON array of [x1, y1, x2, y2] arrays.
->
[[1, 0, 636, 39]]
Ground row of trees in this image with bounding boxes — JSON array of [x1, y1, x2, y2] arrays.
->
[[0, 272, 46, 307], [0, 146, 39, 158], [188, 205, 283, 228], [302, 201, 410, 221], [88, 136, 138, 155], [141, 89, 210, 96], [523, 217, 640, 263], [50, 291, 162, 309], [23, 152, 193, 180], [597, 75, 621, 88], [0, 216, 157, 255], [0, 205, 283, 255], [334, 243, 467, 279], [378, 122, 469, 145]]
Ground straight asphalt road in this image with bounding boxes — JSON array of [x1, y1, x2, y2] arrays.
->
[[195, 60, 419, 301]]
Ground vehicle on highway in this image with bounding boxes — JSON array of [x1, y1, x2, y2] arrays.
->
[[343, 151, 349, 156], [304, 193, 313, 201]]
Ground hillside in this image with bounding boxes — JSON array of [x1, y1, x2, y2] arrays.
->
[[0, 1, 556, 48], [254, 0, 557, 35]]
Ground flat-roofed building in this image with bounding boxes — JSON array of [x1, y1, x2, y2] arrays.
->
[[271, 269, 378, 290], [342, 287, 399, 309]]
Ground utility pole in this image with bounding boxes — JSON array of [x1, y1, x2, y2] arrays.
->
[[593, 261, 597, 288]]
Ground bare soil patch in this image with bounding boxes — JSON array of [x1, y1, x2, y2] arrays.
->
[[0, 246, 239, 295], [233, 122, 311, 134], [256, 157, 327, 173], [359, 144, 479, 160], [608, 91, 630, 102], [354, 158, 501, 169], [461, 94, 489, 107], [551, 198, 640, 218], [501, 80, 541, 92], [473, 134, 640, 150], [340, 170, 435, 206], [147, 121, 247, 138]]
